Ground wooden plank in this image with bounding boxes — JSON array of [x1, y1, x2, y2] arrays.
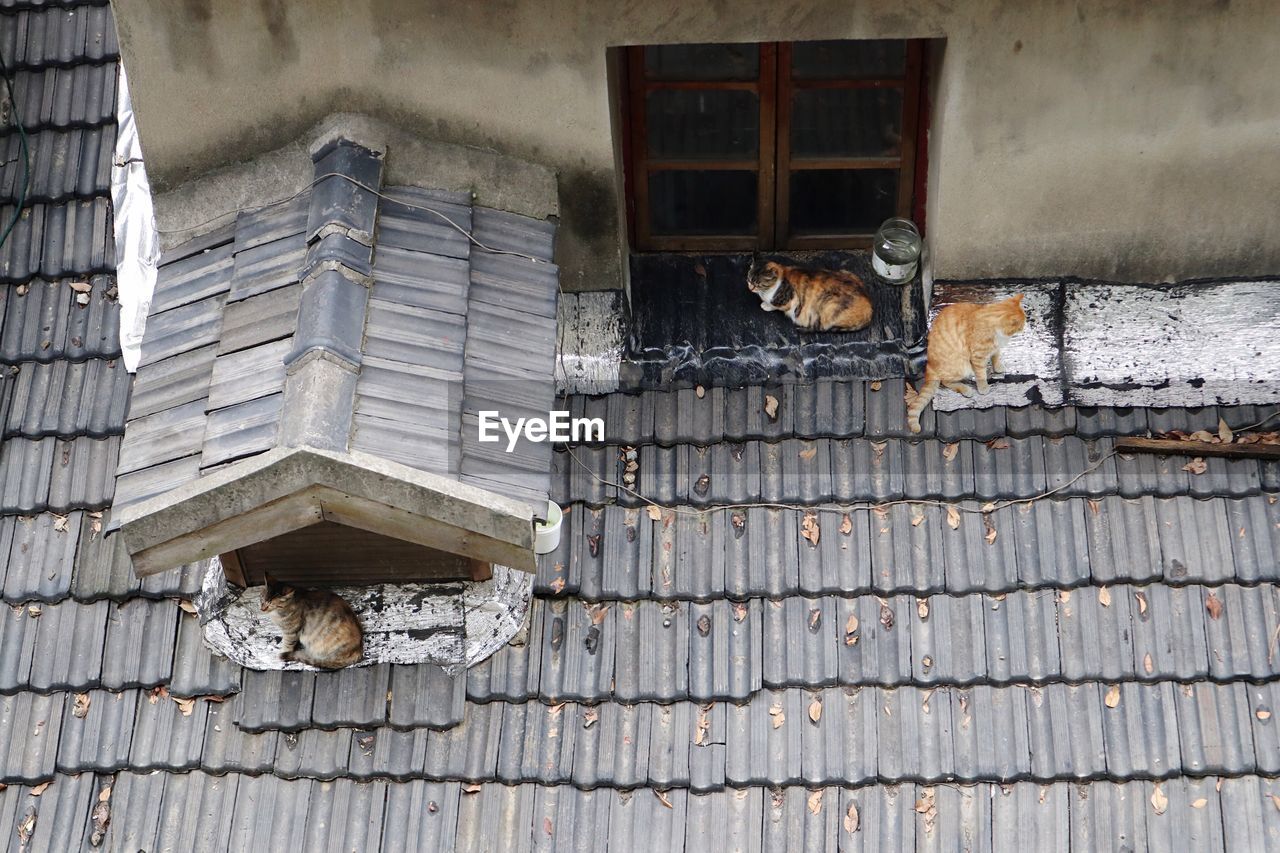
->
[[896, 40, 925, 220], [758, 42, 778, 249], [1115, 436, 1280, 460], [220, 549, 248, 587]]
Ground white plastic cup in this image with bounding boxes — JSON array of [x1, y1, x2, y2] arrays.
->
[[534, 501, 563, 555]]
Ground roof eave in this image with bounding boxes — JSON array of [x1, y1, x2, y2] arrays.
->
[[115, 445, 537, 577]]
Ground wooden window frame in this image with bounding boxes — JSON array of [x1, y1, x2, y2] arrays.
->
[[623, 40, 926, 252]]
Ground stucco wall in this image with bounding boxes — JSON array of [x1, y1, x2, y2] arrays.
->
[[113, 0, 1280, 288]]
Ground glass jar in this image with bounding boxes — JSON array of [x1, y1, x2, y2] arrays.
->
[[871, 217, 922, 284]]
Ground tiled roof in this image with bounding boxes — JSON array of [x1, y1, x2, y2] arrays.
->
[[3, 3, 1280, 850]]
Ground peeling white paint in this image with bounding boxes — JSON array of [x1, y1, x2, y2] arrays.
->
[[197, 557, 532, 673], [556, 291, 624, 395], [1063, 282, 1280, 408]]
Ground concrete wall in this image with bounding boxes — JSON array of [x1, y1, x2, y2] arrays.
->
[[113, 0, 1280, 288]]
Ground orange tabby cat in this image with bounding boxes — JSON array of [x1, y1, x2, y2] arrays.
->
[[747, 255, 873, 333], [261, 575, 364, 669], [906, 294, 1026, 433]]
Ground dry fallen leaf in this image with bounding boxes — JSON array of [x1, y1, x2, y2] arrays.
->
[[1135, 591, 1148, 616], [910, 509, 925, 528], [656, 790, 674, 809], [30, 781, 51, 797], [986, 437, 1010, 450], [769, 705, 786, 729], [807, 789, 824, 815], [67, 280, 93, 293], [808, 696, 822, 724], [73, 693, 91, 719], [1190, 429, 1215, 443], [798, 445, 817, 461], [583, 708, 599, 729], [1205, 591, 1224, 620], [946, 505, 961, 530], [801, 513, 820, 547], [1104, 684, 1121, 708], [1087, 498, 1101, 516], [1150, 784, 1168, 815], [1189, 797, 1208, 809], [1098, 587, 1112, 607], [838, 514, 852, 536], [1270, 793, 1280, 812], [869, 380, 882, 392], [646, 505, 662, 522], [694, 707, 710, 745], [173, 696, 196, 716], [1257, 709, 1272, 721], [917, 598, 930, 620], [844, 800, 860, 834], [1182, 457, 1208, 475], [1144, 654, 1154, 674], [544, 817, 554, 837], [52, 514, 70, 533], [942, 443, 959, 462], [1058, 589, 1071, 604], [983, 515, 998, 545], [844, 613, 860, 646], [1218, 417, 1234, 444], [879, 601, 895, 631], [695, 385, 705, 399], [178, 599, 198, 615], [462, 783, 482, 794], [764, 394, 780, 421], [732, 602, 748, 622]]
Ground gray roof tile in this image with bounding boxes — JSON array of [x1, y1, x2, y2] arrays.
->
[[217, 282, 299, 355], [388, 664, 465, 730], [100, 597, 177, 689], [125, 343, 216, 420], [1, 357, 130, 438], [137, 292, 227, 367], [55, 687, 135, 772], [206, 337, 289, 411], [127, 685, 208, 770], [310, 663, 390, 729], [0, 691, 62, 782], [199, 391, 282, 469], [234, 669, 317, 733], [149, 239, 234, 315], [1, 510, 80, 602], [26, 597, 105, 690], [6, 61, 116, 132], [200, 701, 279, 775], [168, 611, 241, 698], [115, 398, 206, 475], [227, 230, 305, 302], [0, 277, 120, 364]]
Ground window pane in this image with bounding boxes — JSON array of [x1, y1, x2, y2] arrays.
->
[[644, 43, 760, 81], [789, 169, 898, 234], [649, 170, 758, 236], [646, 89, 760, 159], [790, 88, 903, 158], [792, 40, 906, 79]]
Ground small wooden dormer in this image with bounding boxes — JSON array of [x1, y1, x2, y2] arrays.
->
[[111, 127, 560, 587]]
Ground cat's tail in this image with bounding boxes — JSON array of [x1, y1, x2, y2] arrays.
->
[[906, 374, 939, 434]]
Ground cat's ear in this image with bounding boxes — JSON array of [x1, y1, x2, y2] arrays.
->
[[1010, 293, 1025, 305]]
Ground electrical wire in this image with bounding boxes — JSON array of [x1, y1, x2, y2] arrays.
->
[[0, 45, 31, 251]]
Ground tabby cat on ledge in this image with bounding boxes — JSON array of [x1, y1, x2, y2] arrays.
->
[[747, 254, 873, 333], [906, 293, 1027, 434], [261, 575, 365, 669]]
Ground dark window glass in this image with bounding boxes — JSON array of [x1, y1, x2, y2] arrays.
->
[[644, 43, 760, 80], [789, 169, 898, 233], [649, 170, 758, 235], [790, 88, 903, 158], [791, 40, 906, 79], [646, 90, 760, 159]]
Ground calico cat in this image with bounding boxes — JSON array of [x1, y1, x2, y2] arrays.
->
[[906, 294, 1026, 433], [260, 575, 364, 669], [746, 255, 873, 333]]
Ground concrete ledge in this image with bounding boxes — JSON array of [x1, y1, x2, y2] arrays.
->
[[117, 446, 537, 576]]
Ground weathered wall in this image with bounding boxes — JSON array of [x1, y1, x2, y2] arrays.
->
[[113, 0, 1280, 288]]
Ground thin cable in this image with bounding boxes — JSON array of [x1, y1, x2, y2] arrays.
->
[[563, 443, 1120, 519], [157, 171, 548, 264], [0, 46, 31, 251]]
